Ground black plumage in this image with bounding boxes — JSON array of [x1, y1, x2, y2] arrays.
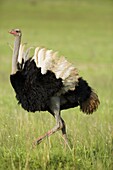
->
[[10, 59, 63, 112]]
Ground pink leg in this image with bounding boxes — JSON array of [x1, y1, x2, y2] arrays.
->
[[33, 120, 62, 145], [33, 118, 71, 151]]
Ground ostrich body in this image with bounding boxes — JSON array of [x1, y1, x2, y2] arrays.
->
[[9, 29, 100, 145]]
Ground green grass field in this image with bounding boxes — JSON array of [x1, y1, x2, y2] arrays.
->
[[0, 0, 113, 169]]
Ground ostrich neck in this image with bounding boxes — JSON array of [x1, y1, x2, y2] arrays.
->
[[11, 36, 21, 74]]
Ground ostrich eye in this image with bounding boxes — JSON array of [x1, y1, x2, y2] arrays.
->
[[16, 30, 19, 33]]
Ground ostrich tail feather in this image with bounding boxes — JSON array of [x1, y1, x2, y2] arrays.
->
[[80, 90, 100, 114]]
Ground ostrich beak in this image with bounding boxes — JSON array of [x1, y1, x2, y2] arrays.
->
[[9, 30, 17, 35]]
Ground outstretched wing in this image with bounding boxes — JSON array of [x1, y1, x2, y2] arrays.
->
[[32, 47, 79, 93]]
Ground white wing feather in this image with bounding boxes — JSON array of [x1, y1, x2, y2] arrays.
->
[[24, 47, 34, 62], [18, 44, 25, 64], [37, 48, 46, 68], [41, 50, 53, 74], [33, 47, 40, 66]]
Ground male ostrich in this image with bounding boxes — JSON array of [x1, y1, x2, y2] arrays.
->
[[9, 28, 100, 145]]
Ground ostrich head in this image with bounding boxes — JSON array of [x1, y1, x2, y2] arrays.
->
[[9, 28, 22, 37]]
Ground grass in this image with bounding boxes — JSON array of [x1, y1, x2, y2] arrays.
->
[[0, 0, 113, 169]]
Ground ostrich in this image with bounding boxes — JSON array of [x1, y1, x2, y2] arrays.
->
[[9, 28, 100, 146]]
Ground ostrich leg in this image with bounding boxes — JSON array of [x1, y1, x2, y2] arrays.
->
[[34, 97, 69, 147]]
